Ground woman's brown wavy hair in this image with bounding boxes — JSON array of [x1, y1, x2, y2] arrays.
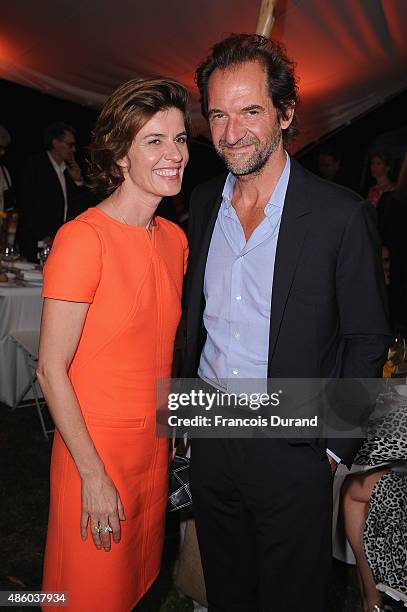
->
[[88, 77, 190, 195]]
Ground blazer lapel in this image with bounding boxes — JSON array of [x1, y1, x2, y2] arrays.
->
[[268, 159, 311, 365], [187, 186, 223, 342], [191, 191, 223, 300]]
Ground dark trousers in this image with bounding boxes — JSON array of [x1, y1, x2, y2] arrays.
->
[[190, 437, 333, 612]]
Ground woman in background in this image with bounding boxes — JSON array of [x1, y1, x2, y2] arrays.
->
[[38, 77, 189, 611], [367, 151, 395, 207], [377, 151, 407, 331]]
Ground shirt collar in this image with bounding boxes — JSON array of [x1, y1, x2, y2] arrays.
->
[[221, 172, 235, 210], [47, 151, 66, 174], [221, 153, 291, 217]]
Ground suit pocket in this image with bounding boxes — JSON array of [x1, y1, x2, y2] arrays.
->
[[291, 290, 335, 305]]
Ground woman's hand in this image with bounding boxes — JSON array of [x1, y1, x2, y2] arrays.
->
[[326, 453, 338, 475], [80, 471, 126, 551], [38, 299, 125, 552], [66, 158, 83, 183]]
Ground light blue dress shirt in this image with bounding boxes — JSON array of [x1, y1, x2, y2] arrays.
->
[[199, 155, 290, 389], [198, 154, 340, 463]]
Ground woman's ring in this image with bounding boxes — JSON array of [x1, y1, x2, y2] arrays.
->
[[93, 525, 101, 534], [102, 525, 113, 533]]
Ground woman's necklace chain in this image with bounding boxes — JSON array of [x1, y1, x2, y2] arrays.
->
[[111, 200, 129, 225], [110, 199, 153, 234]]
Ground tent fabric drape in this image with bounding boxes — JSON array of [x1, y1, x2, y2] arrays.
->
[[1, 0, 406, 150]]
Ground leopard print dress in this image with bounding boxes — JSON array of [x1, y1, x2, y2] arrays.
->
[[354, 393, 407, 600], [364, 471, 407, 601]]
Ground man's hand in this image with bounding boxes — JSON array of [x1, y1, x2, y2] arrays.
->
[[66, 159, 83, 183], [326, 453, 338, 475]]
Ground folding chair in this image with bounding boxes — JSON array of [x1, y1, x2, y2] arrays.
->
[[8, 329, 53, 440]]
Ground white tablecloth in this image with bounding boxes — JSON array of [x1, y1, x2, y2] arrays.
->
[[0, 283, 43, 407]]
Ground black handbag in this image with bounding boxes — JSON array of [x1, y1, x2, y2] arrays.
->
[[168, 452, 192, 512]]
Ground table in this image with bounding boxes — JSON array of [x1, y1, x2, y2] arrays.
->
[[0, 283, 43, 407]]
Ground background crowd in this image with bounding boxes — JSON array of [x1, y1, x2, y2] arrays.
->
[[1, 80, 407, 336]]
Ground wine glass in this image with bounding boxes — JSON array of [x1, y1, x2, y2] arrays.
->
[[1, 246, 19, 270], [38, 244, 51, 268], [391, 334, 407, 373]]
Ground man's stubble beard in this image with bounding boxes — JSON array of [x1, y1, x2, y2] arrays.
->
[[215, 124, 282, 177]]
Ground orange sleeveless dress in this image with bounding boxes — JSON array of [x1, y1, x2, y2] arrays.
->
[[41, 208, 187, 611]]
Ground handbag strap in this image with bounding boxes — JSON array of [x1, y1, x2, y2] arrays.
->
[[171, 428, 177, 460], [171, 432, 189, 459]]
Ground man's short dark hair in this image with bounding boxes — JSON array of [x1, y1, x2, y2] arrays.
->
[[318, 146, 341, 162], [44, 122, 76, 151], [196, 33, 299, 144]]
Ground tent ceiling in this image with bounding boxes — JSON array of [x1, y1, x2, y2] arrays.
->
[[1, 0, 406, 151]]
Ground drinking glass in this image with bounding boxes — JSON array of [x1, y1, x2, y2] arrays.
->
[[1, 246, 18, 270]]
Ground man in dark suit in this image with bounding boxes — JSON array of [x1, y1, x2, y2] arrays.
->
[[17, 122, 91, 261], [183, 34, 390, 612]]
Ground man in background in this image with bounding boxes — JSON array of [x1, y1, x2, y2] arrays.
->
[[17, 122, 91, 261], [318, 145, 357, 190], [0, 125, 13, 213], [318, 145, 341, 181]]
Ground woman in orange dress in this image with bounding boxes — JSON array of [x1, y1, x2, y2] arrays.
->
[[38, 78, 189, 611]]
